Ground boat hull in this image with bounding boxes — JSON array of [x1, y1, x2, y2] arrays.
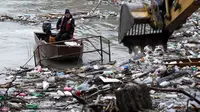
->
[[34, 32, 83, 62]]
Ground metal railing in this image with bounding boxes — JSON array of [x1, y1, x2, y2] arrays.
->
[[33, 36, 111, 66]]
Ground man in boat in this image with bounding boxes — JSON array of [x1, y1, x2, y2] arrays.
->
[[55, 9, 75, 41]]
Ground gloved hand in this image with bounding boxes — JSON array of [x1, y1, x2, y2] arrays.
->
[[70, 35, 74, 39], [56, 27, 60, 30]]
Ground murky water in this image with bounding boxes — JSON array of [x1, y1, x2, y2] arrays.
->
[[0, 0, 131, 71]]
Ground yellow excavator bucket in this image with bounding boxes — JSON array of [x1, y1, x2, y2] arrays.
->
[[119, 0, 200, 54], [118, 2, 171, 54]]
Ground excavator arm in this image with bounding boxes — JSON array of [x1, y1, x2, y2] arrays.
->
[[118, 0, 200, 54], [164, 0, 200, 32]]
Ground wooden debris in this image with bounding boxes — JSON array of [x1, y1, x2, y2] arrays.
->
[[164, 58, 200, 67], [150, 87, 200, 104], [157, 71, 189, 84]]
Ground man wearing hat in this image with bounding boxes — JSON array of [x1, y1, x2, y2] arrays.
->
[[55, 9, 75, 41]]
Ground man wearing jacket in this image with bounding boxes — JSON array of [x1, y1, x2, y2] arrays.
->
[[56, 9, 75, 41]]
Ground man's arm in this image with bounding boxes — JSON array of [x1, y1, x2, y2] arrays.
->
[[70, 18, 75, 38], [56, 18, 62, 30]]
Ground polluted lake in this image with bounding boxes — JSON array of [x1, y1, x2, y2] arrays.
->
[[1, 0, 200, 112]]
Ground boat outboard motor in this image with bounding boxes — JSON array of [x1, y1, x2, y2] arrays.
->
[[42, 21, 53, 42], [42, 20, 52, 36]]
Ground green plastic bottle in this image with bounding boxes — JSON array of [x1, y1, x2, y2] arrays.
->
[[30, 93, 43, 97], [0, 95, 5, 101], [26, 104, 38, 109]]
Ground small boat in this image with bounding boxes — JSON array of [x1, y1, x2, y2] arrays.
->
[[34, 32, 83, 63]]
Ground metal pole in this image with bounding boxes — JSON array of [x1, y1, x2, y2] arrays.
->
[[37, 46, 41, 66], [33, 51, 36, 66], [108, 40, 111, 62], [100, 36, 103, 63]]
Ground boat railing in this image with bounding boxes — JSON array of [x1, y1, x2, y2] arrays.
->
[[33, 36, 111, 66]]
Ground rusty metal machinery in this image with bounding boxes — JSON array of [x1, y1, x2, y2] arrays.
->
[[118, 0, 200, 54]]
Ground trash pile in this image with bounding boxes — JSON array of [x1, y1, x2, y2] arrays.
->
[[1, 51, 200, 112], [0, 64, 140, 112], [0, 11, 100, 25], [1, 0, 200, 112], [0, 0, 121, 25]]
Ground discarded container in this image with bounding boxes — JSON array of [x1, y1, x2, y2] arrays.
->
[[42, 68, 48, 71], [66, 80, 75, 86], [19, 93, 26, 97], [0, 96, 5, 101], [36, 83, 43, 89], [99, 76, 121, 83], [35, 66, 42, 72], [64, 91, 72, 96], [47, 77, 55, 83], [120, 65, 129, 71], [27, 89, 36, 93], [43, 81, 49, 90], [77, 82, 89, 91], [123, 65, 129, 70], [43, 71, 52, 75], [103, 71, 113, 75], [30, 93, 43, 97], [8, 102, 22, 109], [93, 65, 99, 70], [26, 104, 38, 109], [191, 67, 198, 73], [49, 92, 60, 99], [26, 70, 39, 77], [56, 72, 64, 76], [142, 77, 153, 84], [75, 90, 81, 96], [64, 87, 72, 92], [80, 65, 93, 72], [159, 81, 170, 87], [57, 90, 65, 96], [1, 106, 9, 112], [165, 94, 178, 98], [23, 96, 38, 100], [8, 87, 16, 96]]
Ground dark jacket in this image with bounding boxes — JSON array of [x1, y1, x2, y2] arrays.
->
[[56, 15, 75, 36]]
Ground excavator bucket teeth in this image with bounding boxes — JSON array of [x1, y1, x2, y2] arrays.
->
[[118, 3, 171, 54], [122, 27, 170, 54]]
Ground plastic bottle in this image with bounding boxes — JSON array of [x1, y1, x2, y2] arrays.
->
[[26, 104, 38, 109], [0, 96, 5, 101], [66, 80, 75, 87], [30, 93, 43, 97], [191, 67, 198, 74], [93, 65, 99, 70], [57, 90, 65, 96], [35, 83, 43, 89], [47, 77, 55, 83], [103, 71, 113, 75], [1, 106, 9, 112], [56, 72, 64, 76], [19, 93, 26, 97], [159, 81, 170, 87], [75, 90, 81, 96], [64, 87, 72, 92], [64, 91, 72, 96], [8, 87, 16, 96], [77, 81, 89, 91], [43, 81, 49, 90], [35, 66, 42, 72]]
